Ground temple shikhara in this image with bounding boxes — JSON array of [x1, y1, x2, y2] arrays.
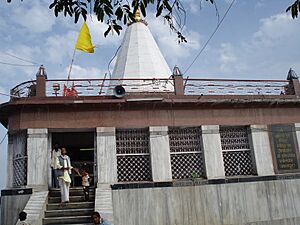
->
[[2, 10, 300, 225]]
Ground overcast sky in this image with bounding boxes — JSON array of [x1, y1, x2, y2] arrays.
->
[[0, 0, 299, 190]]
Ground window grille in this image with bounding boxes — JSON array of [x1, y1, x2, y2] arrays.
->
[[12, 131, 27, 187], [169, 127, 204, 179], [13, 155, 27, 187], [116, 128, 151, 182], [220, 126, 255, 176]]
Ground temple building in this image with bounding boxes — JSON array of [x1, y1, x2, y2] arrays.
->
[[2, 11, 300, 225]]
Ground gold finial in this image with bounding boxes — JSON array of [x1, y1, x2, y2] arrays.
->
[[134, 8, 141, 22]]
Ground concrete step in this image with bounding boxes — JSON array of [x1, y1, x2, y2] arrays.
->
[[47, 202, 94, 210], [45, 208, 94, 217], [48, 195, 95, 203], [49, 188, 95, 197], [43, 215, 91, 225]]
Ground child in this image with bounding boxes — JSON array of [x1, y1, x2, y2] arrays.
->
[[82, 170, 90, 201]]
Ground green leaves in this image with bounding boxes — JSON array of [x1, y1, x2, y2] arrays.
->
[[286, 0, 300, 19]]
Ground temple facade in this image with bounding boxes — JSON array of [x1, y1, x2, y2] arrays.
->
[[2, 15, 300, 225]]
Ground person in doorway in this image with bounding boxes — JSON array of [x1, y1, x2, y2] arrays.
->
[[16, 211, 30, 225], [56, 147, 72, 206], [74, 168, 90, 201], [51, 143, 61, 188], [91, 211, 111, 225], [81, 170, 90, 201]]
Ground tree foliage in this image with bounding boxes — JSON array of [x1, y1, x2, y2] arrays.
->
[[6, 0, 299, 42], [286, 0, 300, 19]]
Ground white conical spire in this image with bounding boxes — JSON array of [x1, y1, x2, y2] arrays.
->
[[111, 15, 173, 92], [111, 21, 172, 80]]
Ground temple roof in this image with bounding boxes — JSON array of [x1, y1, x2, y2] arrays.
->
[[111, 21, 172, 80]]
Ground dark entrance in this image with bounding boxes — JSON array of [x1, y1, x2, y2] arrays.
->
[[52, 131, 95, 187]]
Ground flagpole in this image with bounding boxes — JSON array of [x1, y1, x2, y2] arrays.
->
[[67, 48, 76, 81]]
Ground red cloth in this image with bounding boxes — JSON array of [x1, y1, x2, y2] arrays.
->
[[63, 83, 78, 97]]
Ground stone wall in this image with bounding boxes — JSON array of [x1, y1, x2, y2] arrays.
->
[[112, 179, 300, 225]]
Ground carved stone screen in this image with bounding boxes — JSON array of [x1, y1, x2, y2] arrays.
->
[[116, 128, 152, 182], [168, 127, 204, 179], [220, 126, 255, 176], [270, 124, 299, 172], [11, 130, 28, 187]]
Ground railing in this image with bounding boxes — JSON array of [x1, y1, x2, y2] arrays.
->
[[184, 79, 290, 95], [46, 78, 174, 97], [10, 80, 37, 98], [10, 77, 294, 98]]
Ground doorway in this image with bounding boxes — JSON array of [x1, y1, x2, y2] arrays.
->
[[52, 131, 95, 187]]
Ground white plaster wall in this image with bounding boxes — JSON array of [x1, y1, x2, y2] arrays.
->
[[27, 129, 48, 189], [149, 126, 172, 182], [96, 127, 117, 185], [201, 125, 225, 179], [250, 125, 275, 176]]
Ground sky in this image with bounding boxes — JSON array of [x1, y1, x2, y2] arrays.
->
[[0, 0, 299, 190]]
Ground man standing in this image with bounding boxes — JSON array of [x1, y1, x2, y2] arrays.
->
[[51, 143, 61, 188], [56, 148, 72, 205], [91, 211, 111, 225]]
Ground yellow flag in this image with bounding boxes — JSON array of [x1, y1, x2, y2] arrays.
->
[[75, 22, 94, 53]]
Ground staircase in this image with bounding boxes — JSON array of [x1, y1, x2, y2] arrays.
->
[[43, 187, 95, 225]]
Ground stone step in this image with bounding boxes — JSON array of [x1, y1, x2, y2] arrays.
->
[[48, 195, 95, 203], [45, 208, 94, 217], [43, 215, 91, 225], [49, 188, 95, 197], [47, 202, 94, 210]]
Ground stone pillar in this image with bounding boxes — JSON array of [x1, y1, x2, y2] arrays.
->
[[201, 125, 225, 179], [250, 125, 275, 176], [173, 75, 184, 96], [6, 134, 14, 188], [96, 127, 117, 187], [294, 123, 300, 155], [27, 129, 48, 190], [149, 126, 172, 182]]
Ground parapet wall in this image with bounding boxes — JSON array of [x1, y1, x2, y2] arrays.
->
[[112, 179, 300, 225]]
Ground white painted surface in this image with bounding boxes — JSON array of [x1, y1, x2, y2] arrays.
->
[[110, 21, 173, 93], [250, 125, 275, 176], [27, 129, 48, 189], [201, 125, 225, 179], [21, 191, 48, 225], [112, 22, 171, 80], [96, 127, 117, 184], [149, 126, 172, 182]]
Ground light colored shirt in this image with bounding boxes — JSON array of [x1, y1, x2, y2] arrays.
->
[[51, 149, 61, 169], [82, 175, 90, 187], [56, 155, 72, 183]]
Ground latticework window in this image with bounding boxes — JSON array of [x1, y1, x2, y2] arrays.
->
[[11, 131, 27, 187], [169, 127, 204, 179], [220, 126, 255, 176], [116, 128, 152, 182]]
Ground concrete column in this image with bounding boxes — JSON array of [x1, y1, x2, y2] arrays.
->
[[149, 126, 172, 182], [96, 127, 117, 186], [201, 125, 225, 179], [27, 128, 48, 190], [6, 134, 13, 188], [173, 75, 184, 95], [250, 125, 275, 176], [294, 123, 300, 155]]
